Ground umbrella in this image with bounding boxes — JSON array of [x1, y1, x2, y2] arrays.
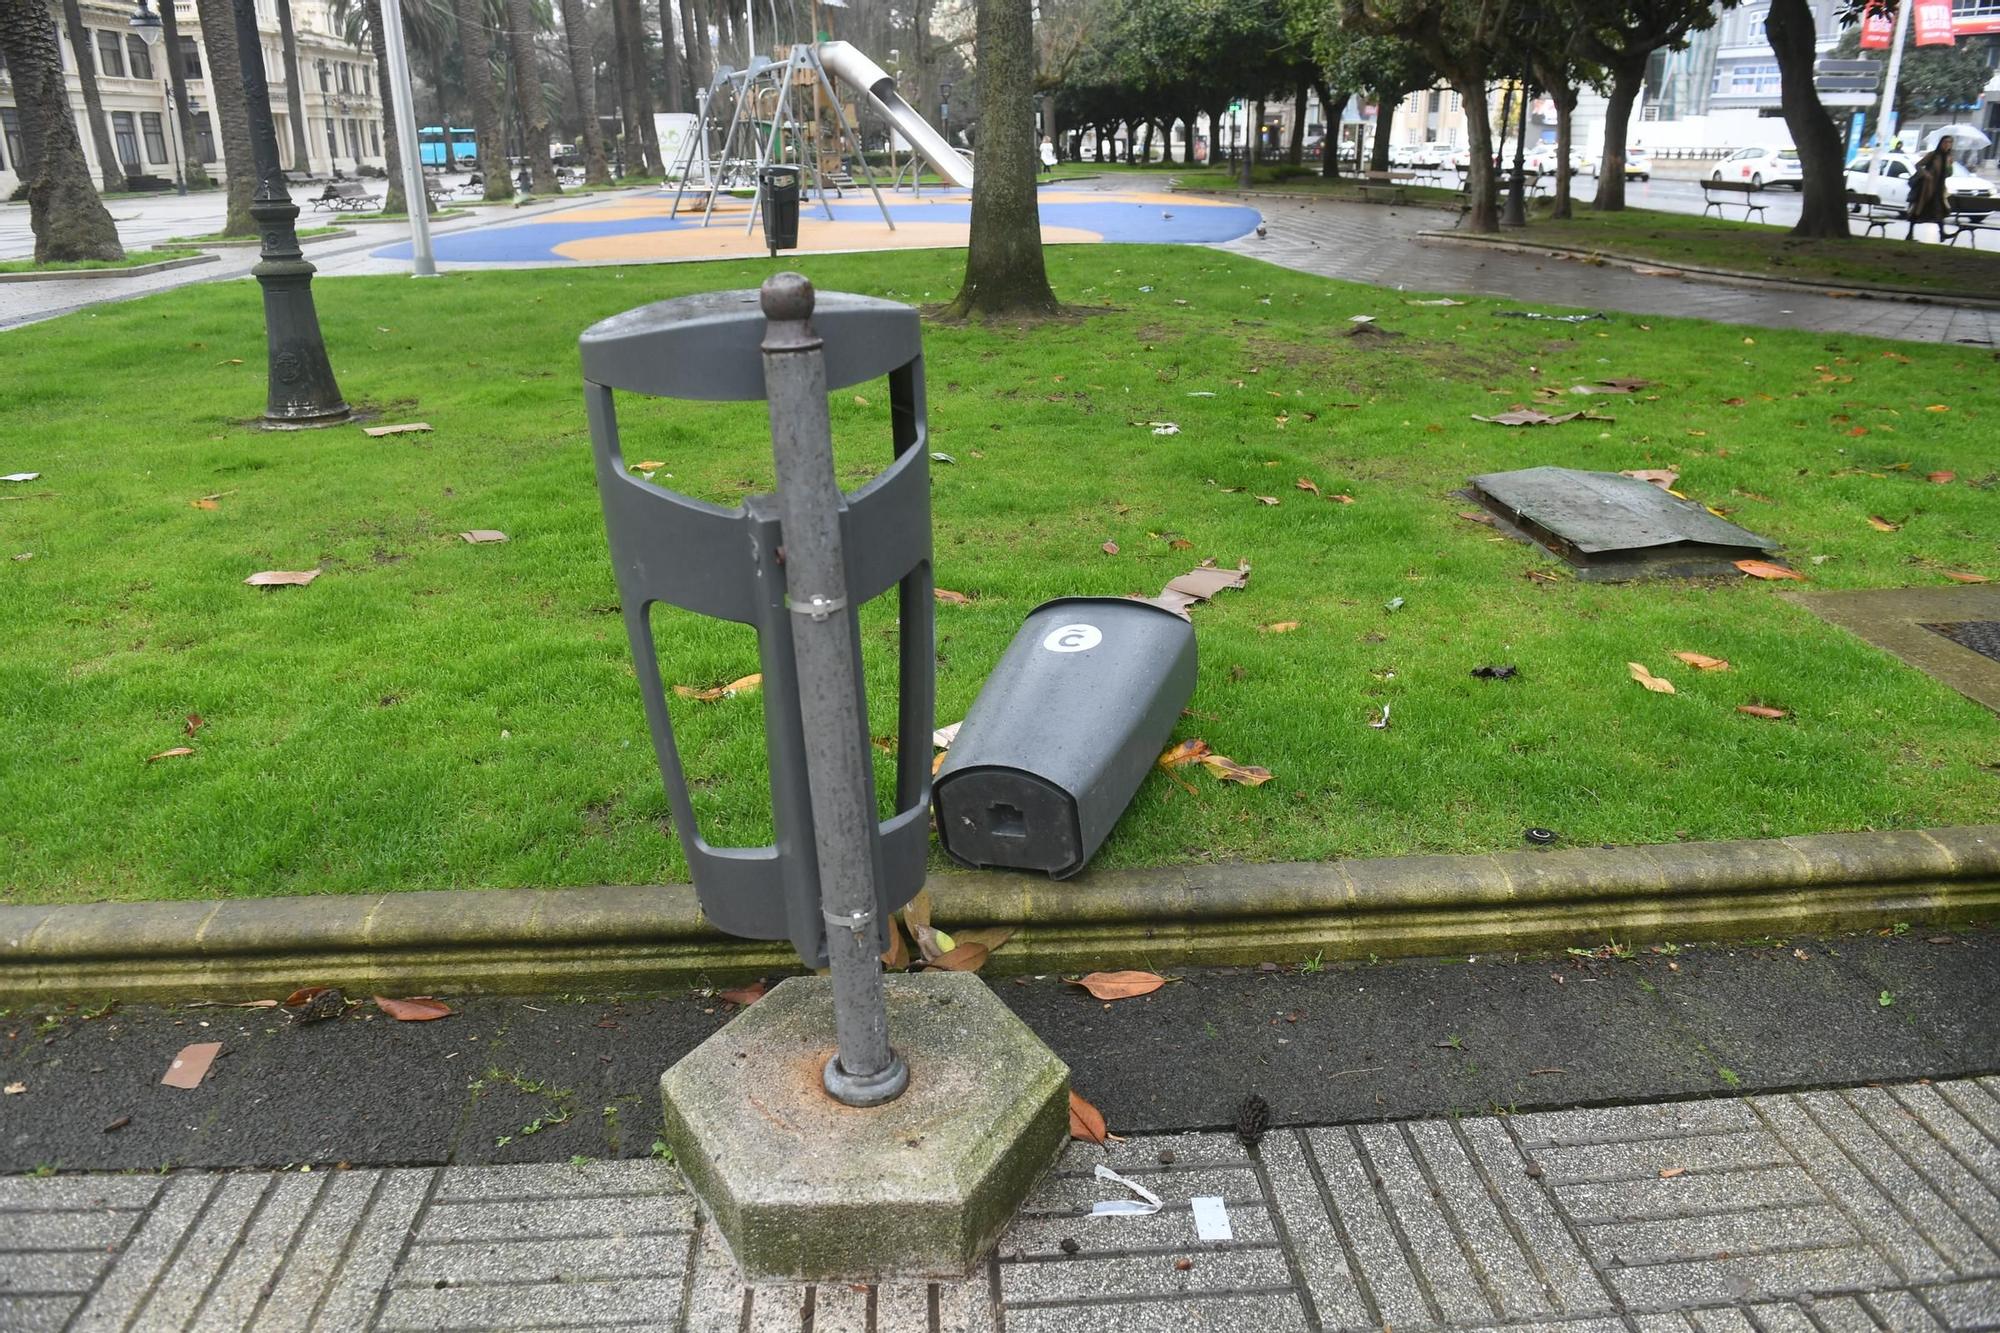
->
[[1924, 124, 1991, 152]]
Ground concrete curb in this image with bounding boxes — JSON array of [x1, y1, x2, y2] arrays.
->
[[169, 229, 358, 248], [0, 253, 216, 283], [1415, 229, 2000, 311], [3, 826, 1995, 1003]]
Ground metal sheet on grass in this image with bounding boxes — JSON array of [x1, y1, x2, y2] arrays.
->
[[1467, 466, 1779, 581]]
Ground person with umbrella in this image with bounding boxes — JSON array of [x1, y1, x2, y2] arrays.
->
[[1906, 134, 1955, 241]]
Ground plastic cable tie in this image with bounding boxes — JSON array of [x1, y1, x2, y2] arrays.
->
[[1091, 1164, 1163, 1217]]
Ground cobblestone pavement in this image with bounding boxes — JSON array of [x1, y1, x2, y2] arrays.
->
[[1210, 193, 2000, 349], [4, 1077, 1996, 1330]]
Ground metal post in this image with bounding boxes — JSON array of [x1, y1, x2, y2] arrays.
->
[[1875, 0, 1912, 148], [758, 273, 908, 1110], [231, 0, 350, 426], [381, 0, 436, 276]]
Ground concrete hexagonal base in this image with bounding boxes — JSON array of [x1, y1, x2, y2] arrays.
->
[[659, 971, 1069, 1283]]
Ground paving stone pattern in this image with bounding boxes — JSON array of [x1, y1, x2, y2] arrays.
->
[[2, 1079, 1996, 1330]]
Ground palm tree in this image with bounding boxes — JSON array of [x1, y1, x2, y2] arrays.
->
[[558, 0, 608, 183], [361, 0, 431, 213], [0, 0, 124, 259], [156, 0, 213, 187], [191, 0, 259, 233], [274, 0, 312, 171], [56, 0, 122, 190], [453, 0, 513, 197], [504, 0, 558, 191]]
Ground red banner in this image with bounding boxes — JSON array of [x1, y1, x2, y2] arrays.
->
[[1859, 3, 1894, 48], [1912, 0, 1955, 45]]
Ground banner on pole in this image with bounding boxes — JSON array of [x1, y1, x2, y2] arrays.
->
[[1859, 3, 1893, 48], [1912, 0, 1956, 45]]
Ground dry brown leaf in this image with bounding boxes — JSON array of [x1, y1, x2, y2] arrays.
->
[[1331, 494, 1355, 504], [1199, 753, 1273, 786], [1068, 970, 1168, 1001], [184, 713, 204, 737], [1069, 1089, 1108, 1144], [1673, 652, 1730, 672], [192, 497, 218, 510], [1928, 471, 1956, 484], [1627, 662, 1676, 695], [1737, 704, 1789, 719], [1943, 571, 1990, 584], [672, 673, 762, 702], [934, 588, 971, 606], [1102, 541, 1120, 555], [244, 570, 320, 587], [952, 926, 1017, 954], [902, 887, 934, 932], [284, 986, 332, 1007], [363, 422, 432, 437], [1620, 469, 1680, 490], [1925, 404, 1949, 413], [1158, 739, 1212, 769], [1295, 477, 1320, 497], [1456, 510, 1498, 526], [3, 1082, 25, 1095], [1259, 621, 1301, 634], [373, 996, 452, 1022], [161, 1042, 221, 1089], [717, 982, 768, 1006], [460, 530, 509, 544], [880, 918, 911, 970], [1866, 516, 1901, 533], [1168, 537, 1194, 550], [926, 942, 990, 973], [1735, 560, 1807, 582], [145, 745, 196, 764], [1659, 1166, 1687, 1179]]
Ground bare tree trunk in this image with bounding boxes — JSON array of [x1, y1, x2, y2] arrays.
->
[[1287, 81, 1306, 165], [191, 0, 258, 232], [1251, 98, 1264, 165], [946, 0, 1056, 318], [275, 0, 312, 171], [680, 0, 708, 97], [1767, 0, 1848, 238], [57, 0, 121, 190], [1371, 93, 1396, 172], [619, 0, 661, 173], [1316, 83, 1346, 179], [1549, 84, 1575, 218], [561, 0, 611, 182], [156, 0, 211, 186], [453, 0, 513, 197], [1456, 75, 1498, 231], [1593, 61, 1639, 211], [365, 0, 427, 212], [658, 0, 682, 114], [0, 0, 124, 259], [608, 0, 636, 169], [505, 0, 561, 191]]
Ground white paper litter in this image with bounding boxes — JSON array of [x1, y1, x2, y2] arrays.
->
[[1149, 423, 1180, 436], [1191, 1196, 1233, 1242], [2, 473, 40, 483], [1091, 1164, 1163, 1217]]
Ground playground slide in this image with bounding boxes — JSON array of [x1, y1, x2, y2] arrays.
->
[[816, 41, 975, 190]]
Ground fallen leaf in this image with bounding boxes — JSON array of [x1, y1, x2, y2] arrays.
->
[[1331, 494, 1355, 504], [460, 530, 509, 544], [244, 570, 320, 587], [1620, 469, 1680, 490], [283, 986, 332, 1006], [1924, 404, 1949, 413], [1928, 471, 1955, 485], [1866, 516, 1901, 533], [2, 1082, 23, 1095], [1069, 971, 1167, 1001], [192, 498, 218, 510], [1069, 1089, 1108, 1144], [1102, 541, 1120, 555], [373, 996, 452, 1022], [1628, 662, 1676, 695], [952, 926, 1017, 954], [146, 746, 194, 762], [1168, 537, 1194, 550], [1659, 1166, 1687, 1179], [880, 919, 910, 969], [933, 721, 962, 749], [1199, 753, 1274, 786], [1295, 477, 1320, 497], [1737, 704, 1789, 719], [161, 1041, 221, 1088], [717, 982, 767, 1006], [216, 357, 243, 365], [673, 673, 762, 701], [1259, 621, 1301, 634], [1673, 652, 1730, 671], [184, 713, 204, 736], [1255, 496, 1280, 506], [363, 422, 432, 437], [1174, 1257, 1195, 1271], [1734, 560, 1806, 582], [1457, 510, 1498, 526], [926, 942, 990, 972], [1943, 571, 1989, 584], [631, 460, 667, 472], [103, 1115, 131, 1132], [934, 588, 971, 606], [1159, 739, 1212, 769], [854, 395, 871, 406]]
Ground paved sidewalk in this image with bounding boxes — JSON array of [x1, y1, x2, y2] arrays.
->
[[5, 1077, 1996, 1330], [1211, 193, 2000, 349]]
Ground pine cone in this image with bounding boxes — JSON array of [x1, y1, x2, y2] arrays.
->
[[1235, 1093, 1270, 1148]]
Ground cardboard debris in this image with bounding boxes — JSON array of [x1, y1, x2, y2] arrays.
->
[[364, 423, 432, 437], [460, 530, 509, 544], [161, 1041, 222, 1089], [244, 570, 321, 587]]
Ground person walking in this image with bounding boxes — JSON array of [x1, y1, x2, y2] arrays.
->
[[1039, 137, 1058, 179], [1906, 135, 1953, 241]]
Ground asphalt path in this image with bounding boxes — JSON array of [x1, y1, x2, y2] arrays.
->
[[2, 924, 1993, 1174]]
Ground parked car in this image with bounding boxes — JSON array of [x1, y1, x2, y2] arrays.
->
[[1847, 151, 1995, 217], [1408, 143, 1445, 170], [1444, 146, 1471, 172], [1570, 150, 1596, 176], [1388, 144, 1418, 168], [1624, 147, 1651, 181], [1523, 146, 1577, 176], [1711, 145, 1802, 190]]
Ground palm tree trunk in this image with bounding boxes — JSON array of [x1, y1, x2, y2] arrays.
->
[[505, 0, 560, 191], [274, 0, 312, 170], [364, 0, 427, 213], [658, 0, 681, 114], [560, 0, 610, 182], [608, 0, 636, 169], [945, 0, 1056, 318], [0, 0, 124, 259], [157, 0, 211, 186], [453, 0, 514, 198], [191, 0, 258, 233], [57, 0, 122, 190], [618, 0, 660, 174], [679, 0, 707, 97]]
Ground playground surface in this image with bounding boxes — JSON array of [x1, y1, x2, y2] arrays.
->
[[368, 184, 1262, 267]]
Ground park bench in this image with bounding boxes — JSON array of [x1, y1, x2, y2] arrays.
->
[[1944, 194, 1999, 250], [308, 180, 372, 212], [1357, 169, 1419, 205], [1701, 178, 1768, 222], [1847, 190, 1905, 238]]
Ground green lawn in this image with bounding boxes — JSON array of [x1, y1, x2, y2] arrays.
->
[[1, 246, 1995, 904], [1174, 163, 1471, 209], [0, 248, 200, 274], [165, 227, 345, 245]]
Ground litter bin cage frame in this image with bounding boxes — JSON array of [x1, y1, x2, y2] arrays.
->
[[580, 289, 934, 966]]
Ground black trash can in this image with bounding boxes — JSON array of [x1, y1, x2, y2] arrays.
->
[[934, 597, 1197, 879], [760, 165, 801, 256]]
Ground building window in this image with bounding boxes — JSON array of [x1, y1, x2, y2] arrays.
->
[[179, 35, 202, 79], [2, 109, 23, 172], [112, 111, 140, 168], [318, 60, 330, 92], [1746, 9, 1769, 40], [127, 35, 153, 81], [1448, 91, 1460, 112], [194, 111, 216, 162], [142, 111, 168, 163], [326, 118, 338, 157], [362, 65, 370, 96], [344, 118, 360, 160], [96, 30, 127, 78], [369, 120, 379, 155], [338, 62, 352, 94]]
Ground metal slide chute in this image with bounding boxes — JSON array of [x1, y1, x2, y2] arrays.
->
[[816, 41, 975, 190]]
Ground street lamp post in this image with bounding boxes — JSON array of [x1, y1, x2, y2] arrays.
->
[[128, 2, 187, 195], [227, 0, 350, 425]]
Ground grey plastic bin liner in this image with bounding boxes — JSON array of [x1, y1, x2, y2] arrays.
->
[[934, 597, 1196, 879]]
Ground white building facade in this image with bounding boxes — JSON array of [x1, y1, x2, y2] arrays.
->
[[0, 0, 384, 198]]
